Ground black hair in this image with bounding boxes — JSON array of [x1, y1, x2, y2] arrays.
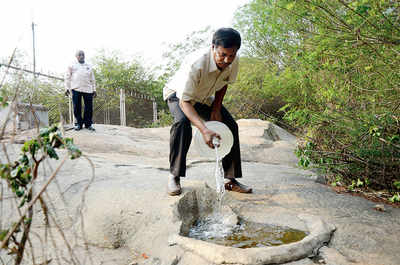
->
[[212, 28, 241, 49]]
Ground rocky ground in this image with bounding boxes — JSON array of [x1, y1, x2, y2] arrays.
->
[[1, 119, 399, 265]]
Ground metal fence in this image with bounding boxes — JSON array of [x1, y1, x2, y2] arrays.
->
[[0, 63, 158, 130], [92, 88, 157, 128]]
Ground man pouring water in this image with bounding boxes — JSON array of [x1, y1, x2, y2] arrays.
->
[[164, 28, 252, 196]]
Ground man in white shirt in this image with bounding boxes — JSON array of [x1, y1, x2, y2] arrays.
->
[[65, 50, 97, 131], [164, 28, 252, 196]]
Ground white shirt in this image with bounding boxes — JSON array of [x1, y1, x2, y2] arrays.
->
[[65, 62, 96, 93], [163, 48, 239, 106]]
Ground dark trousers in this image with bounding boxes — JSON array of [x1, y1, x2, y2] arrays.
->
[[72, 90, 94, 127], [167, 95, 242, 179]]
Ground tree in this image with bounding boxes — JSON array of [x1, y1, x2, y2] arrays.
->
[[233, 0, 400, 192], [92, 51, 163, 127]]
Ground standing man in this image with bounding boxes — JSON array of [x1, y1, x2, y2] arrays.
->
[[163, 28, 252, 196], [65, 50, 97, 131]]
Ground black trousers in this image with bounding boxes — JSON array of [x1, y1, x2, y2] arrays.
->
[[72, 90, 94, 127], [167, 94, 242, 179]]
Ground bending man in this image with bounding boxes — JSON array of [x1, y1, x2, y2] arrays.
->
[[163, 28, 252, 196]]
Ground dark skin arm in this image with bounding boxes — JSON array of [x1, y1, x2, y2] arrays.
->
[[210, 85, 227, 122], [179, 85, 228, 148], [180, 100, 220, 149]]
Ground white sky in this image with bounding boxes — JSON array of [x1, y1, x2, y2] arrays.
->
[[1, 0, 248, 75]]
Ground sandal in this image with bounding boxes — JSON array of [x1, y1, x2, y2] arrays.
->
[[224, 179, 252, 193]]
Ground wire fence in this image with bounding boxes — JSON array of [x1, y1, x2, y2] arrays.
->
[[0, 63, 158, 131]]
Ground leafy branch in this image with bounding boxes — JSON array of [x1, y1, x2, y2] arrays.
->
[[0, 124, 81, 264]]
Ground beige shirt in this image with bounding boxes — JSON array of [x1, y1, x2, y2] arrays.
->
[[65, 62, 96, 93], [163, 48, 239, 106]]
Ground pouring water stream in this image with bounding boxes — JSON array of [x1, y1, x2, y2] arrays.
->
[[213, 137, 225, 212]]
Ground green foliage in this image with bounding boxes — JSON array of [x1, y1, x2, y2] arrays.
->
[[149, 109, 173, 128], [330, 175, 343, 187], [394, 181, 400, 190], [0, 124, 81, 207], [224, 57, 287, 123], [233, 0, 400, 193], [0, 124, 81, 258], [93, 51, 161, 100], [389, 193, 400, 203], [159, 27, 213, 83], [348, 178, 366, 191], [0, 95, 8, 108], [92, 51, 164, 127]]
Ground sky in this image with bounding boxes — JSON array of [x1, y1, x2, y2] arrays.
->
[[1, 0, 248, 75]]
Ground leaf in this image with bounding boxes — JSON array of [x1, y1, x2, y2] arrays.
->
[[15, 189, 24, 198], [10, 167, 21, 178], [390, 135, 399, 143], [356, 179, 363, 187], [0, 229, 9, 241], [19, 154, 29, 165], [394, 181, 400, 190], [286, 2, 295, 10], [46, 145, 59, 160], [66, 142, 82, 160], [389, 193, 400, 203]]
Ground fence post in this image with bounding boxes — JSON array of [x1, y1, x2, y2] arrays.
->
[[120, 88, 126, 126], [153, 100, 157, 122], [68, 96, 74, 125]]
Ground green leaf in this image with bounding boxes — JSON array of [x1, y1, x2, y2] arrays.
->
[[19, 154, 29, 165], [389, 193, 400, 203], [278, 103, 291, 112], [356, 178, 363, 187], [15, 189, 24, 198], [394, 181, 400, 190], [46, 145, 59, 160], [10, 167, 21, 178], [0, 229, 9, 241], [286, 2, 295, 10]]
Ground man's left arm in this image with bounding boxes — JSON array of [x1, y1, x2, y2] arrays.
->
[[210, 85, 227, 122]]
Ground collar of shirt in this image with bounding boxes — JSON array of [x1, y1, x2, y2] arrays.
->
[[75, 62, 89, 68], [209, 49, 219, 73]]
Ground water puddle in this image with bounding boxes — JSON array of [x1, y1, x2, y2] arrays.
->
[[186, 137, 308, 249], [188, 216, 308, 248]]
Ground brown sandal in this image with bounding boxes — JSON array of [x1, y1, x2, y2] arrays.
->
[[224, 179, 252, 193]]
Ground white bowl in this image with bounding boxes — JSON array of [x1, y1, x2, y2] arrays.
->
[[193, 121, 233, 159]]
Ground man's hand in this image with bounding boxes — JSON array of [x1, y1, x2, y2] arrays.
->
[[65, 90, 70, 97], [201, 127, 221, 149], [179, 100, 221, 148], [210, 110, 222, 122], [93, 91, 97, 98]]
